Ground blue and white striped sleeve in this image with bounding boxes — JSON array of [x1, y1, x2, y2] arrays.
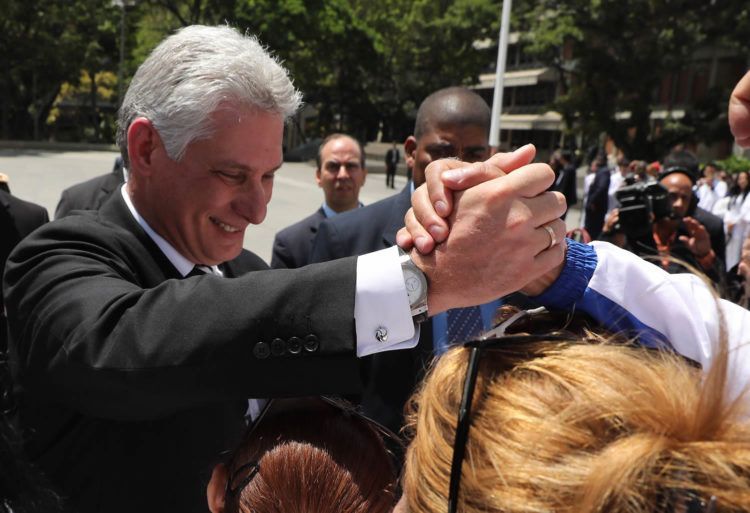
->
[[533, 239, 750, 402]]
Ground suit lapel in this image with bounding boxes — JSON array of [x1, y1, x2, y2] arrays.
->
[[309, 207, 326, 235], [382, 184, 412, 247], [100, 171, 125, 196], [98, 191, 184, 280]]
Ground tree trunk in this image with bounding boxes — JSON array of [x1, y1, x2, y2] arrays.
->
[[89, 70, 100, 141]]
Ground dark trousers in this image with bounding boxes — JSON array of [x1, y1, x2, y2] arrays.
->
[[385, 165, 396, 188]]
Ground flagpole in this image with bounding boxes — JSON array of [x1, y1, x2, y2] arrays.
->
[[489, 0, 512, 150]]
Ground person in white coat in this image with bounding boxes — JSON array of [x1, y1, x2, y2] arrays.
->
[[722, 170, 750, 271]]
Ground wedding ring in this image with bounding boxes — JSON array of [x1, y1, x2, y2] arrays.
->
[[543, 224, 557, 250]]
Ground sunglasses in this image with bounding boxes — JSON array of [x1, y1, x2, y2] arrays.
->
[[223, 395, 402, 507], [446, 308, 717, 513]]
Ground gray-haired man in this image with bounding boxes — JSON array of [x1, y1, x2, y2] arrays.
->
[[4, 25, 565, 513]]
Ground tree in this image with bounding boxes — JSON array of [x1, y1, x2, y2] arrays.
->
[[362, 0, 502, 140], [516, 0, 748, 160], [0, 0, 119, 140], [232, 0, 383, 140], [233, 0, 502, 140], [141, 0, 237, 25], [4, 0, 502, 143]]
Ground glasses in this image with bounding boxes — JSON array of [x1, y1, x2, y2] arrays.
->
[[223, 395, 402, 507], [448, 307, 570, 513], [447, 307, 718, 513]]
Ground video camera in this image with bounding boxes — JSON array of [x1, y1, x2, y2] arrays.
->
[[614, 178, 673, 239]]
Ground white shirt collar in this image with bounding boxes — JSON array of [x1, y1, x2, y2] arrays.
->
[[120, 185, 222, 277]]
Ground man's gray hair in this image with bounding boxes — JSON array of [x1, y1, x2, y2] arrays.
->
[[116, 25, 302, 166]]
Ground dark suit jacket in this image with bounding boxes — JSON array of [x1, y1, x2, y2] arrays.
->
[[1, 190, 48, 352], [693, 206, 726, 268], [553, 163, 577, 210], [385, 148, 400, 169], [54, 169, 124, 219], [622, 206, 727, 287], [310, 185, 434, 432], [585, 167, 610, 239], [270, 207, 326, 268], [4, 192, 363, 513]]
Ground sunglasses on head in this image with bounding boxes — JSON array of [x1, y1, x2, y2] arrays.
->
[[446, 307, 717, 513]]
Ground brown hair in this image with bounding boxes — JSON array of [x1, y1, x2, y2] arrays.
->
[[402, 310, 750, 513], [225, 400, 396, 513]]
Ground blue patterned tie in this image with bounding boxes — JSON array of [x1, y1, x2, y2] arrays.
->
[[446, 306, 484, 344]]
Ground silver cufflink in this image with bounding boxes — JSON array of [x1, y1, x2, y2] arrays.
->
[[375, 327, 388, 343]]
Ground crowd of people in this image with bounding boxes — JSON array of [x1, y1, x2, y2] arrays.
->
[[1, 22, 750, 513], [579, 144, 750, 308]]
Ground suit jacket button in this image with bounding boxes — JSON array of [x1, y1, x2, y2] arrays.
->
[[304, 334, 319, 353], [253, 341, 270, 359], [271, 338, 286, 356], [287, 336, 302, 354]]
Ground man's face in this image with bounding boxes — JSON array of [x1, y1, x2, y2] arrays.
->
[[315, 137, 366, 212], [404, 123, 489, 187], [134, 107, 284, 265], [660, 172, 694, 218]]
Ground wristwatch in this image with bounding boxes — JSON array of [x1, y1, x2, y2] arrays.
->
[[398, 248, 428, 324]]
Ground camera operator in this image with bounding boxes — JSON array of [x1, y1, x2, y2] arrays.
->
[[600, 150, 726, 288]]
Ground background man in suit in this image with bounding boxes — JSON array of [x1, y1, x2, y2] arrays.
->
[[550, 149, 577, 220], [3, 26, 566, 513], [309, 87, 530, 432], [385, 141, 399, 189], [584, 153, 610, 239], [2, 178, 59, 513], [0, 184, 48, 352], [0, 180, 48, 476], [55, 156, 125, 218], [271, 133, 366, 268]]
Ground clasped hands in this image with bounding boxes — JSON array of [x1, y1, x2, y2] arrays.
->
[[397, 144, 568, 315]]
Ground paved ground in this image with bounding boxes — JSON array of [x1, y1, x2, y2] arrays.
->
[[0, 149, 409, 263], [0, 148, 581, 264]]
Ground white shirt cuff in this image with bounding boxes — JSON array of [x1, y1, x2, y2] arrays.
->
[[355, 246, 420, 357]]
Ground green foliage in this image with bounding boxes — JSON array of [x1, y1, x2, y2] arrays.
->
[[47, 70, 119, 143], [716, 155, 750, 175], [0, 0, 119, 140], [234, 0, 502, 140], [2, 0, 503, 142], [516, 0, 747, 160]]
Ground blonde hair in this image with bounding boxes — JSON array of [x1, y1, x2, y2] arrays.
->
[[403, 333, 750, 512]]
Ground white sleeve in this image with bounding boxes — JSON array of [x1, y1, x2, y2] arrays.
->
[[715, 180, 728, 198], [589, 241, 750, 402], [354, 246, 420, 357]]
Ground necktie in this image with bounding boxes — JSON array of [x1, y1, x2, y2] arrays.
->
[[186, 265, 216, 278], [446, 306, 484, 344]]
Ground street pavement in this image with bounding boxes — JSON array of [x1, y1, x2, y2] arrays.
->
[[0, 148, 581, 264], [0, 149, 408, 264]]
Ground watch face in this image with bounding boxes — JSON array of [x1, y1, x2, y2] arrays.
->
[[404, 269, 424, 303]]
